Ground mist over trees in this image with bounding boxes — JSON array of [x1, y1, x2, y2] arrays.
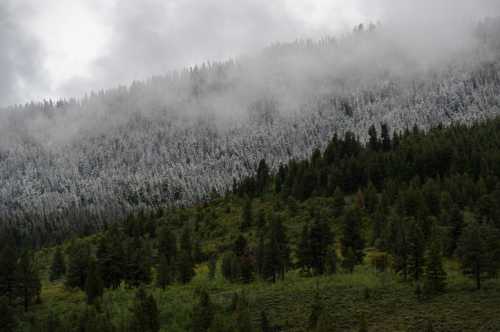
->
[[1, 19, 500, 245]]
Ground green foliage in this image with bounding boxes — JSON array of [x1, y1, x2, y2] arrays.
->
[[49, 247, 66, 282], [192, 289, 214, 332], [423, 239, 447, 296], [65, 239, 91, 290], [341, 207, 365, 271], [85, 258, 103, 305], [262, 215, 290, 282], [129, 287, 160, 332], [0, 296, 17, 332], [96, 226, 126, 289], [456, 220, 500, 289], [178, 227, 195, 284], [0, 244, 18, 304], [16, 250, 41, 311]]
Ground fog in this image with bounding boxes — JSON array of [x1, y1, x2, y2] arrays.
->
[[1, 0, 500, 107]]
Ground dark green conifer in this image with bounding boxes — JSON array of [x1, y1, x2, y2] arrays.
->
[[49, 246, 66, 282]]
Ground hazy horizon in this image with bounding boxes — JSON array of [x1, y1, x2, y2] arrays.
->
[[2, 0, 500, 107]]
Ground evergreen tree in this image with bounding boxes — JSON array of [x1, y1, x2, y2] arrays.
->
[[241, 198, 253, 231], [297, 223, 312, 273], [332, 187, 345, 217], [129, 287, 160, 332], [423, 239, 447, 296], [380, 123, 391, 151], [364, 182, 378, 214], [208, 254, 217, 280], [65, 239, 91, 290], [256, 232, 265, 277], [49, 246, 66, 282], [263, 215, 289, 282], [0, 244, 18, 304], [97, 226, 126, 289], [309, 216, 334, 275], [256, 159, 270, 194], [368, 124, 379, 151], [457, 220, 500, 289], [124, 237, 153, 287], [260, 310, 270, 332], [192, 289, 214, 332], [157, 226, 177, 286], [157, 254, 170, 289], [158, 227, 178, 265], [0, 296, 17, 332], [341, 207, 365, 269], [407, 219, 426, 282], [178, 227, 195, 284], [16, 250, 41, 311], [85, 258, 104, 305]]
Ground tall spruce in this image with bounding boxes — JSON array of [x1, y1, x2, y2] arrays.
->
[[49, 246, 66, 282], [129, 287, 160, 332], [423, 238, 447, 295], [16, 250, 41, 311], [263, 215, 289, 282], [0, 244, 18, 304], [178, 227, 195, 284], [407, 219, 426, 282], [85, 258, 104, 305], [456, 220, 500, 289], [341, 207, 365, 270], [192, 289, 214, 332], [65, 239, 91, 290], [96, 226, 126, 289]]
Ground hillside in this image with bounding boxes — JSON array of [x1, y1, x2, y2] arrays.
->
[[2, 19, 500, 245], [2, 116, 500, 331]]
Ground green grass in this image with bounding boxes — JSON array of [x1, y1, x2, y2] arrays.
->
[[23, 258, 500, 332]]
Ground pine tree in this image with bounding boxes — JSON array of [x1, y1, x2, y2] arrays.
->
[[341, 207, 365, 269], [309, 216, 334, 275], [456, 220, 500, 289], [208, 255, 217, 280], [423, 239, 447, 296], [380, 123, 391, 151], [260, 310, 270, 332], [124, 237, 153, 287], [0, 244, 18, 304], [0, 296, 17, 332], [85, 258, 104, 305], [407, 219, 426, 282], [263, 215, 289, 282], [65, 239, 91, 290], [241, 198, 253, 231], [178, 227, 195, 284], [16, 250, 41, 311], [368, 124, 379, 151], [192, 289, 214, 332], [256, 159, 270, 194], [129, 287, 160, 332], [256, 232, 265, 278], [332, 187, 345, 217], [49, 246, 66, 282], [157, 254, 171, 289], [297, 223, 312, 273], [97, 226, 126, 289]]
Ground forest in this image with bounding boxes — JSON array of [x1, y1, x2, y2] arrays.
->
[[1, 18, 500, 248], [2, 116, 500, 331]]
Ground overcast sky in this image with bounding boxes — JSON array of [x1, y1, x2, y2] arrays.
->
[[1, 0, 500, 107]]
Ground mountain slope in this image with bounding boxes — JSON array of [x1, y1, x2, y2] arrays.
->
[[1, 20, 500, 244]]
